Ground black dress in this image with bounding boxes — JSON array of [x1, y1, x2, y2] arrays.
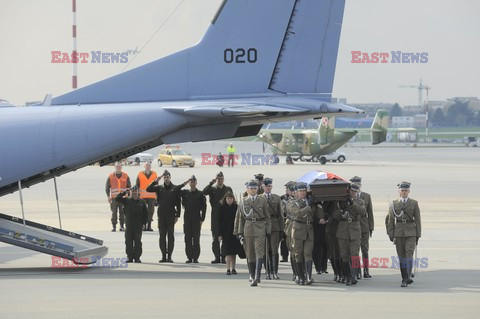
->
[[219, 202, 239, 256]]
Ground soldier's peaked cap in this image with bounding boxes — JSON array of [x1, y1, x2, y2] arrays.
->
[[296, 182, 308, 190], [246, 180, 258, 188], [350, 176, 362, 183], [163, 170, 171, 176], [217, 171, 224, 178], [254, 173, 264, 180], [190, 175, 197, 181], [263, 178, 273, 185], [398, 181, 411, 189], [349, 183, 360, 191]]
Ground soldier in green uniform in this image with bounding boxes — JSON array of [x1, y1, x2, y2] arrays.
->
[[174, 175, 207, 263], [350, 176, 374, 279], [324, 201, 343, 283], [279, 182, 295, 263], [261, 177, 283, 280], [203, 171, 233, 264], [387, 181, 421, 287], [283, 182, 298, 281], [234, 180, 271, 287], [146, 170, 181, 263], [242, 174, 265, 197], [115, 186, 148, 263], [333, 183, 366, 286], [287, 182, 325, 285]]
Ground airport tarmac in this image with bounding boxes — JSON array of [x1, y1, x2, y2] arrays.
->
[[1, 146, 479, 318]]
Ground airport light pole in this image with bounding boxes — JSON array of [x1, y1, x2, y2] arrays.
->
[[425, 86, 431, 143]]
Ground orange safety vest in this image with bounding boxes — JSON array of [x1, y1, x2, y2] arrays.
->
[[138, 171, 158, 199], [109, 172, 129, 198]]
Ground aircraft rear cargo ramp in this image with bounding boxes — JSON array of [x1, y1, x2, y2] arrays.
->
[[0, 213, 108, 264]]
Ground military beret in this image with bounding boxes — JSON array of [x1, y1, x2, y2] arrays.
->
[[163, 170, 171, 177], [349, 183, 360, 192], [254, 173, 264, 181], [398, 181, 411, 189], [190, 175, 197, 182], [296, 182, 308, 191], [350, 176, 362, 183], [217, 171, 224, 178], [263, 177, 273, 186], [246, 180, 259, 188]]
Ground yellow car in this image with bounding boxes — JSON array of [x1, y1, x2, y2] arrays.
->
[[157, 146, 195, 167]]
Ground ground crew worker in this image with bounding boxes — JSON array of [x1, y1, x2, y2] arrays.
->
[[115, 186, 148, 263], [387, 181, 421, 287], [136, 162, 157, 231], [287, 182, 325, 285], [203, 171, 233, 264], [174, 175, 207, 263], [333, 183, 366, 286], [324, 201, 343, 283], [106, 162, 131, 232], [350, 176, 374, 279], [279, 182, 294, 263], [234, 180, 271, 287], [146, 170, 180, 263], [261, 177, 283, 280], [227, 143, 236, 167], [283, 182, 298, 281]]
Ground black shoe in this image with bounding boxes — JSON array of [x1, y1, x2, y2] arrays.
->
[[323, 270, 329, 274], [364, 270, 372, 278], [232, 269, 237, 275], [226, 269, 231, 275], [147, 228, 153, 231], [135, 259, 142, 263], [316, 270, 322, 275], [111, 226, 116, 232], [119, 226, 125, 232], [159, 256, 167, 263], [167, 258, 173, 263], [401, 280, 407, 287], [126, 259, 133, 263], [211, 259, 220, 264], [193, 259, 199, 263], [333, 274, 338, 282], [280, 258, 288, 263], [186, 259, 192, 263]]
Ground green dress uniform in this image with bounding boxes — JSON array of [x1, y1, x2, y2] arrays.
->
[[174, 183, 207, 262], [146, 180, 181, 262], [261, 192, 283, 279], [279, 194, 290, 262], [203, 181, 233, 262], [333, 198, 366, 286], [234, 194, 271, 286], [324, 201, 343, 282], [287, 197, 324, 285], [358, 191, 374, 278], [283, 194, 298, 281], [115, 191, 148, 262], [387, 197, 421, 287]]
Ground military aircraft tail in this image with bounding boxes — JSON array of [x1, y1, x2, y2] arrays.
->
[[319, 116, 336, 145], [370, 109, 389, 145], [51, 0, 346, 105]]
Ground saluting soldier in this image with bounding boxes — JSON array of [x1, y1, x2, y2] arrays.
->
[[387, 181, 421, 287], [115, 186, 148, 263], [174, 175, 207, 263], [234, 180, 271, 287], [261, 177, 283, 280], [350, 176, 374, 279], [283, 182, 298, 281], [146, 170, 181, 263], [287, 182, 325, 285], [203, 171, 233, 264], [333, 183, 366, 286], [279, 181, 295, 263]]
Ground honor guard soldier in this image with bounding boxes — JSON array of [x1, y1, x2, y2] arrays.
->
[[279, 181, 295, 263], [242, 174, 265, 197], [333, 183, 366, 286], [203, 171, 233, 264], [287, 182, 325, 285], [115, 186, 148, 263], [350, 176, 374, 279], [387, 181, 421, 287], [106, 162, 131, 232], [174, 175, 207, 263], [261, 177, 283, 280], [146, 170, 181, 263], [136, 162, 157, 231], [324, 201, 343, 283], [234, 180, 271, 287], [283, 182, 299, 281]]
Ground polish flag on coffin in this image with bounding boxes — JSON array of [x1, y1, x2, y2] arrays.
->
[[296, 170, 347, 186]]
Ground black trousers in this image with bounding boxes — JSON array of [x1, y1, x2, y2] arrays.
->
[[125, 224, 143, 260], [159, 215, 175, 257], [184, 218, 201, 260]]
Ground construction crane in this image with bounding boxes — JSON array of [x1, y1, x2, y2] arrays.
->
[[399, 79, 432, 142]]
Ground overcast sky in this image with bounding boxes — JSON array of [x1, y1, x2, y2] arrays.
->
[[0, 0, 478, 106]]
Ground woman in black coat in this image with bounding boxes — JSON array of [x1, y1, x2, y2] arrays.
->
[[218, 192, 239, 275]]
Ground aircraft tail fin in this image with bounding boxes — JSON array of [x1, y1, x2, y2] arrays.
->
[[319, 116, 335, 145], [52, 0, 346, 105], [370, 109, 389, 145]]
